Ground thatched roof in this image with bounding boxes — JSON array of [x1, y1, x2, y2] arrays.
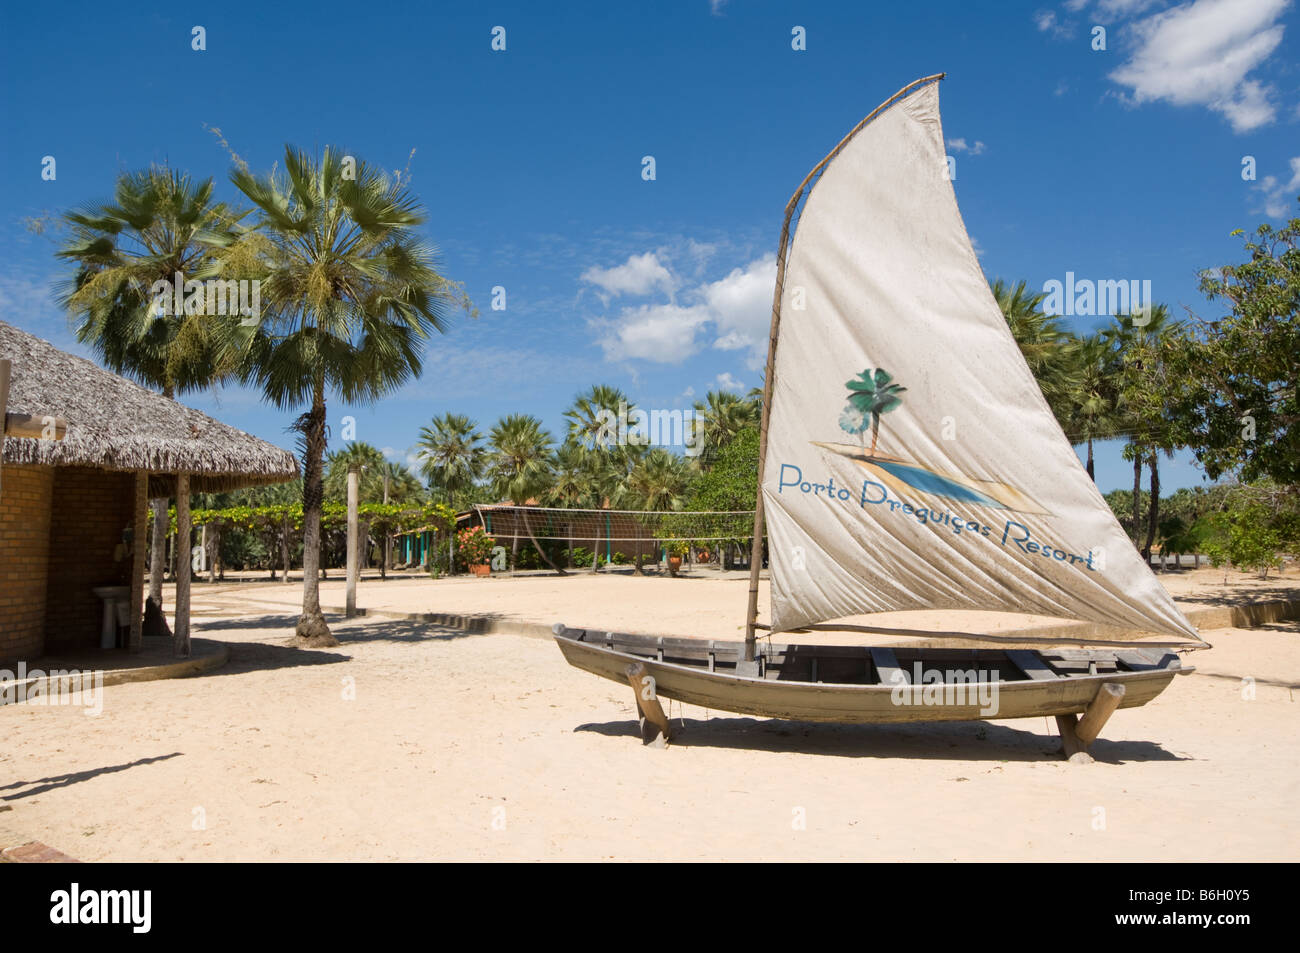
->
[[1, 321, 298, 493]]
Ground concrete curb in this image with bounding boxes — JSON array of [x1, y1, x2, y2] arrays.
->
[[322, 605, 557, 639], [0, 639, 230, 708]]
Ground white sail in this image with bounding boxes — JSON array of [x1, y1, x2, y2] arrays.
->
[[762, 78, 1199, 640]]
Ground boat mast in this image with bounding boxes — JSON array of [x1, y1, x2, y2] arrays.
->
[[742, 74, 947, 661]]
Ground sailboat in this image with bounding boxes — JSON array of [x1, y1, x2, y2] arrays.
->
[[553, 75, 1206, 758]]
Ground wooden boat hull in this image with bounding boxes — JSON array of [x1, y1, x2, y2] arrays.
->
[[553, 626, 1189, 724]]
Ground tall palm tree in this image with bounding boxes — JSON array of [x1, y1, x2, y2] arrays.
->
[[1059, 332, 1122, 480], [487, 414, 560, 572], [416, 412, 485, 503], [692, 389, 759, 468], [222, 146, 455, 646], [1107, 305, 1182, 560], [56, 165, 244, 613]]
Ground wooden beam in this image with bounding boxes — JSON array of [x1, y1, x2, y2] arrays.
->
[[625, 662, 672, 746], [1055, 713, 1091, 762], [1075, 682, 1126, 747], [345, 464, 359, 618], [1006, 649, 1057, 680], [174, 473, 191, 658], [128, 471, 148, 651]]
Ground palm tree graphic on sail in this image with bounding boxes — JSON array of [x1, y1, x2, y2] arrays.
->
[[841, 368, 906, 457]]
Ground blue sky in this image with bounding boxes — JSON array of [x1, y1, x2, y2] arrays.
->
[[2, 0, 1296, 494]]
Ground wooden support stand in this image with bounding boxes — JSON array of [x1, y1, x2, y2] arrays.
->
[[1057, 682, 1126, 763], [625, 662, 672, 748]]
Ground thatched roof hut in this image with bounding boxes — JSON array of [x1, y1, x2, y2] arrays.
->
[[0, 321, 297, 492], [1, 320, 298, 665]]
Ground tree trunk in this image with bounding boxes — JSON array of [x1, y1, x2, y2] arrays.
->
[[1142, 450, 1160, 565], [296, 381, 337, 646], [1086, 438, 1095, 481], [1131, 452, 1142, 545], [149, 383, 176, 608], [281, 516, 291, 584], [148, 497, 168, 606], [207, 524, 219, 584], [521, 509, 565, 575]]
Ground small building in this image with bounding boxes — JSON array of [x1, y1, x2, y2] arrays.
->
[[0, 321, 298, 664]]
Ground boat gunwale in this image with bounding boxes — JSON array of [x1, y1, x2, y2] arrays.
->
[[553, 627, 1192, 693]]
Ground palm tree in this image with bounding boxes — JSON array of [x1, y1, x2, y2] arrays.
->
[[416, 412, 485, 503], [324, 442, 387, 501], [1107, 305, 1183, 560], [626, 449, 691, 573], [845, 369, 907, 455], [487, 414, 560, 572], [222, 145, 456, 646], [565, 384, 632, 450], [56, 165, 245, 614], [1059, 332, 1122, 481], [692, 390, 759, 468], [993, 277, 1075, 424]]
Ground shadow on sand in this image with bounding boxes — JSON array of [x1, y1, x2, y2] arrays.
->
[[1, 752, 184, 801], [574, 716, 1188, 764]]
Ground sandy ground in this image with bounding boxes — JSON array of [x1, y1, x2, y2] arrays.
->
[[2, 566, 1297, 861]]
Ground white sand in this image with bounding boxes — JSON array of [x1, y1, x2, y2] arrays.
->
[[2, 566, 1296, 861]]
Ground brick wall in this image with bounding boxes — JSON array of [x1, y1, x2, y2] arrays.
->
[[0, 464, 54, 663], [43, 467, 136, 654]]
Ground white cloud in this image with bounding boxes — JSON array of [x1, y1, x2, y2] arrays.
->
[[592, 255, 776, 367], [710, 0, 728, 15], [1252, 156, 1300, 218], [946, 137, 986, 155], [580, 252, 677, 298], [1034, 9, 1074, 38], [703, 257, 777, 369], [1108, 0, 1291, 133], [714, 372, 744, 392], [596, 302, 710, 363]]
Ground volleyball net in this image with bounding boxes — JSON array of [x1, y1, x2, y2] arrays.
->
[[471, 505, 758, 544]]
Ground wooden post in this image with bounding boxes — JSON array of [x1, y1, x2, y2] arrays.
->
[[1055, 714, 1090, 762], [625, 662, 672, 746], [346, 464, 360, 618], [1076, 682, 1126, 747], [128, 471, 148, 651], [174, 473, 191, 658]]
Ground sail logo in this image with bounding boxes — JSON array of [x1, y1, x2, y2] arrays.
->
[[1040, 272, 1152, 319], [816, 366, 1051, 516], [49, 883, 151, 933], [888, 664, 999, 716]]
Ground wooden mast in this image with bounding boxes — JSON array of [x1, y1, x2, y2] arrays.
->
[[742, 74, 946, 662]]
